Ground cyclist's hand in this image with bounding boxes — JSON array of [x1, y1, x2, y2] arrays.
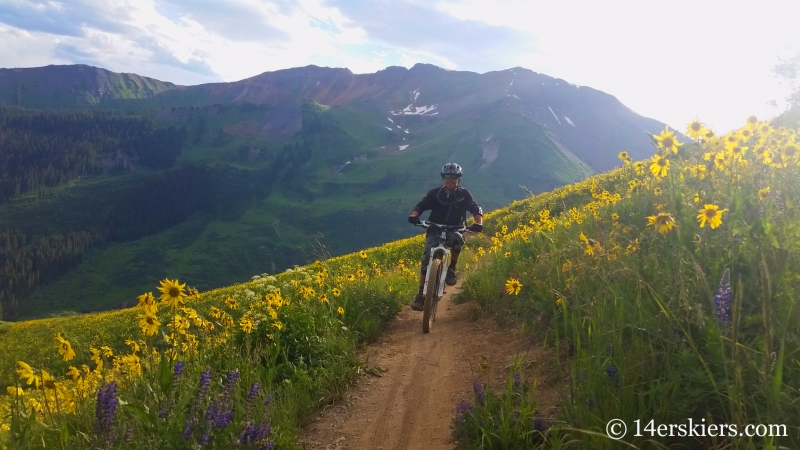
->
[[468, 223, 483, 233], [408, 215, 421, 225]]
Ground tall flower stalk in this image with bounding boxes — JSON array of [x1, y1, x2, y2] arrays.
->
[[714, 268, 731, 325]]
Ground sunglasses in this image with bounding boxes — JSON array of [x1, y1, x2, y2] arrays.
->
[[442, 175, 461, 180]]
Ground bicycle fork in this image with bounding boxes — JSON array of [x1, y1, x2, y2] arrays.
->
[[422, 247, 450, 299]]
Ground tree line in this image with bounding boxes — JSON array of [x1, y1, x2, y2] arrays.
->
[[0, 104, 186, 203], [0, 163, 275, 319], [0, 228, 104, 319]]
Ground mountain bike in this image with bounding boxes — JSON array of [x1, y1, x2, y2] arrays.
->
[[415, 220, 467, 333]]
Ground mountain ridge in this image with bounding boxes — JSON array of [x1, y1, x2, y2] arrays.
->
[[0, 62, 677, 319]]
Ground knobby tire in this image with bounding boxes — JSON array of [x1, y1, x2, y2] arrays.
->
[[423, 258, 442, 333]]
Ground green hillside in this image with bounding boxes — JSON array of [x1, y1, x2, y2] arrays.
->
[[1, 96, 594, 320], [1, 62, 682, 321], [1, 114, 798, 449]]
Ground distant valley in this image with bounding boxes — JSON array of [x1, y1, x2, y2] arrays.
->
[[0, 63, 676, 320]]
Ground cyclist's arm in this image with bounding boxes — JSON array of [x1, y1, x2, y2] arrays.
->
[[411, 189, 437, 217], [464, 190, 483, 224]]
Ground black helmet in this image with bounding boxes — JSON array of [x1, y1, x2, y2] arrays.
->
[[441, 163, 463, 178]]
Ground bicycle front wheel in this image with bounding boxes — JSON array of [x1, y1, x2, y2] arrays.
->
[[422, 257, 442, 333]]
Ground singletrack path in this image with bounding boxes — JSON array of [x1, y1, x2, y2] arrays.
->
[[300, 281, 560, 450]]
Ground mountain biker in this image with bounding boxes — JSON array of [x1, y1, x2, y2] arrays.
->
[[407, 163, 483, 311]]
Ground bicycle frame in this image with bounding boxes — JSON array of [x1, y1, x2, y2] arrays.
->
[[417, 221, 466, 300], [422, 239, 451, 300]]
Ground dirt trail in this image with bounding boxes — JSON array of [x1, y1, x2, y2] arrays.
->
[[300, 282, 561, 450]]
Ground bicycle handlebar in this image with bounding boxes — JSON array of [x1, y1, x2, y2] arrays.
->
[[415, 220, 467, 232]]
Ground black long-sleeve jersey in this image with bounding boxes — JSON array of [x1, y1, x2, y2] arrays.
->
[[412, 185, 482, 231]]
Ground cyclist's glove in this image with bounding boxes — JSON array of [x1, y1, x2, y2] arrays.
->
[[468, 223, 483, 233], [408, 215, 421, 225]]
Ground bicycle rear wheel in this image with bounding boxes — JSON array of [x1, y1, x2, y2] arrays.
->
[[422, 257, 442, 333]]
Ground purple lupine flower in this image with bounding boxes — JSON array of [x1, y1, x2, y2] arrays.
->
[[220, 370, 240, 407], [204, 403, 219, 423], [454, 400, 474, 426], [472, 380, 485, 405], [182, 422, 195, 441], [247, 383, 260, 403], [714, 268, 731, 324], [204, 370, 240, 430], [586, 398, 595, 409], [160, 361, 186, 418], [263, 393, 273, 407], [199, 368, 212, 392], [174, 361, 184, 379], [183, 368, 213, 441], [199, 433, 211, 446], [95, 381, 118, 445], [237, 422, 272, 446], [205, 401, 233, 429], [607, 365, 618, 380], [513, 372, 520, 390], [533, 413, 544, 431]]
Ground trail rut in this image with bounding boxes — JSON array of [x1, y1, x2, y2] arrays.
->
[[300, 282, 561, 450]]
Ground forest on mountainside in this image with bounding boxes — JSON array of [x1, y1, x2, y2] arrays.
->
[[0, 104, 186, 202], [0, 101, 395, 320]]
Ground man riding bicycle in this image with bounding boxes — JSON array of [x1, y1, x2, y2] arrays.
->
[[407, 163, 483, 311]]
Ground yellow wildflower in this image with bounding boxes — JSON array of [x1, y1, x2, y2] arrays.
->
[[240, 313, 254, 334], [55, 333, 76, 361], [16, 361, 40, 389], [319, 294, 329, 303], [337, 307, 345, 315], [650, 154, 670, 178], [758, 187, 770, 202], [136, 292, 158, 314], [209, 306, 222, 319], [139, 313, 161, 336], [647, 212, 677, 235], [686, 117, 707, 140], [360, 250, 367, 258], [697, 204, 728, 229], [653, 127, 683, 153], [332, 288, 341, 297], [66, 366, 82, 382], [158, 278, 187, 308], [89, 348, 104, 371], [505, 278, 523, 296], [225, 297, 238, 310], [125, 339, 140, 354]]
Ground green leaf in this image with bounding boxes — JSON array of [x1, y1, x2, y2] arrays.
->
[[158, 355, 173, 395], [127, 403, 156, 426]]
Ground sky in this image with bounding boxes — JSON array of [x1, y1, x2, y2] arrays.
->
[[1, 0, 798, 134]]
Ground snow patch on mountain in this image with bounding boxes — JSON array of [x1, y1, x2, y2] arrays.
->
[[390, 104, 438, 115], [548, 106, 561, 125], [398, 144, 409, 151], [387, 117, 393, 123], [385, 126, 393, 131], [564, 116, 575, 126]]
